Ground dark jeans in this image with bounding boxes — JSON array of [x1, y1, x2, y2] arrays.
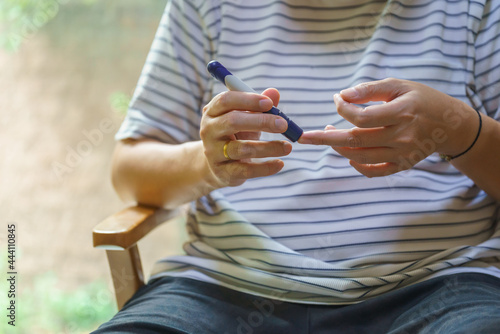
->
[[92, 273, 500, 334]]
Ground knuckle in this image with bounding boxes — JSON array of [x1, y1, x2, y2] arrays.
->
[[202, 104, 209, 114], [383, 77, 403, 90], [346, 129, 363, 147], [358, 82, 372, 95], [216, 91, 230, 107], [223, 112, 238, 129], [199, 124, 210, 140], [315, 136, 327, 146], [354, 112, 371, 127], [202, 146, 212, 160], [383, 77, 398, 85], [211, 91, 231, 112], [256, 115, 267, 130], [253, 115, 276, 132]]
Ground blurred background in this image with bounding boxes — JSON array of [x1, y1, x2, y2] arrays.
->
[[0, 0, 186, 332]]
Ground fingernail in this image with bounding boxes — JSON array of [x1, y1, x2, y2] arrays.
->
[[340, 88, 358, 99], [275, 118, 288, 131], [260, 98, 273, 110], [298, 137, 312, 144]]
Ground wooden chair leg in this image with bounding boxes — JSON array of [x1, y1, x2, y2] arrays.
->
[[106, 244, 145, 310]]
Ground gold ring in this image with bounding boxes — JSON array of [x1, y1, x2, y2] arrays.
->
[[223, 140, 232, 160]]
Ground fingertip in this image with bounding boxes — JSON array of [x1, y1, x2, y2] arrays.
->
[[297, 136, 312, 145], [283, 141, 293, 154], [278, 159, 285, 170], [268, 159, 285, 174], [262, 87, 280, 96], [334, 93, 349, 109], [349, 160, 370, 177], [261, 87, 280, 106], [340, 87, 359, 100], [349, 161, 399, 178], [297, 130, 329, 145], [274, 118, 288, 132]]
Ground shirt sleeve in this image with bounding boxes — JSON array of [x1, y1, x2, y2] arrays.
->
[[115, 0, 216, 144], [473, 1, 500, 121]]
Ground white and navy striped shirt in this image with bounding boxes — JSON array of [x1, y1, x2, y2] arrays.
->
[[116, 0, 500, 304]]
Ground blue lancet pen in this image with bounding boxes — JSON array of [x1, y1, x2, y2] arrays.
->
[[207, 60, 303, 142]]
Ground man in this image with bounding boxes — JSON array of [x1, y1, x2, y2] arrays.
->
[[94, 0, 500, 332]]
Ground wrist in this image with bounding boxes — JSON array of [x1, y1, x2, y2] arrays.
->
[[437, 100, 481, 160]]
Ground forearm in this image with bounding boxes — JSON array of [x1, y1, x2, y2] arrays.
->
[[111, 139, 217, 209], [450, 114, 500, 202]]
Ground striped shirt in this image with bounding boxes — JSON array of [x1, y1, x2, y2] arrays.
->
[[116, 0, 500, 304]]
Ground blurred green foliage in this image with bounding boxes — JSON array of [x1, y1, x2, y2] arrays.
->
[[1, 252, 116, 333], [0, 0, 97, 51], [109, 91, 132, 115]]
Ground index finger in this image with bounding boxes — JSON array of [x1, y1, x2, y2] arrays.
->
[[298, 127, 391, 148], [203, 91, 274, 117]]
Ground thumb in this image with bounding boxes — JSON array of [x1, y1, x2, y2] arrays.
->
[[340, 78, 405, 104], [261, 88, 280, 107]]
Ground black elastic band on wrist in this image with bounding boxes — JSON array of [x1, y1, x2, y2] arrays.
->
[[440, 109, 482, 162]]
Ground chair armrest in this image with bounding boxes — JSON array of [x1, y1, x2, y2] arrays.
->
[[93, 204, 181, 309], [93, 205, 179, 250]]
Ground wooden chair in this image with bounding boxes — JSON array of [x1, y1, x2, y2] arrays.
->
[[92, 205, 181, 309]]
